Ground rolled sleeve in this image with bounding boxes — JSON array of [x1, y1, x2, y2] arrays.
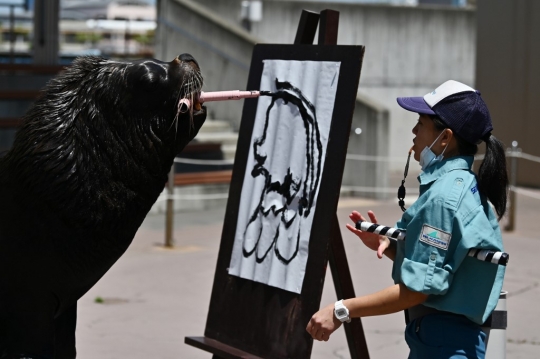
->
[[401, 256, 453, 295], [393, 197, 458, 296]]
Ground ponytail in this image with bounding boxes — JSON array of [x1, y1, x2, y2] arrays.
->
[[478, 135, 509, 220], [431, 116, 509, 220]]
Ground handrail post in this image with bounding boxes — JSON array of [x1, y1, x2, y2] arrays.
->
[[505, 141, 520, 231], [165, 163, 175, 247]]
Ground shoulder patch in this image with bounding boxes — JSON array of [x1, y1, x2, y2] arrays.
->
[[471, 185, 478, 194], [420, 224, 452, 250]]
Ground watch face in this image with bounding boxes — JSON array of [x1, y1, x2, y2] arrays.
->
[[336, 309, 346, 317]]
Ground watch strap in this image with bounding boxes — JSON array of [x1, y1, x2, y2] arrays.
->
[[334, 299, 351, 323]]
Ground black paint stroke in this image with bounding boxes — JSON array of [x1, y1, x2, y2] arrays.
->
[[242, 79, 323, 265]]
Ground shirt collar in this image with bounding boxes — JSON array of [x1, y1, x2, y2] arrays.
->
[[418, 156, 474, 185]]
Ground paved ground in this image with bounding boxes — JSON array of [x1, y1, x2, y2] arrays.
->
[[75, 191, 540, 359]]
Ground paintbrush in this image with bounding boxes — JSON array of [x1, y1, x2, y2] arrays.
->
[[178, 90, 271, 112]]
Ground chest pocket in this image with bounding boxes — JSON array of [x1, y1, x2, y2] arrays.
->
[[445, 177, 465, 209]]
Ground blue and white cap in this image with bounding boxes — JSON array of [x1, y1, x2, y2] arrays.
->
[[397, 80, 493, 144]]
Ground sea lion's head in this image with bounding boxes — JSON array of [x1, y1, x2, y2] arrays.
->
[[123, 54, 206, 152], [4, 54, 208, 225], [107, 53, 207, 155]]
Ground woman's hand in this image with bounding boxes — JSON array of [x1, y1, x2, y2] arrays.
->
[[306, 303, 342, 341], [345, 210, 391, 259]]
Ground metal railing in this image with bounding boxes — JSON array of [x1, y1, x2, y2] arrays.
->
[[504, 141, 540, 230], [161, 141, 540, 245], [161, 144, 540, 203]]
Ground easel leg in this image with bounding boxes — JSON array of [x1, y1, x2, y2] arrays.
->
[[294, 10, 320, 45], [318, 10, 340, 45], [329, 213, 370, 359]]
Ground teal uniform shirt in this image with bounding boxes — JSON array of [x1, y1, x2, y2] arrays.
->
[[392, 156, 505, 325]]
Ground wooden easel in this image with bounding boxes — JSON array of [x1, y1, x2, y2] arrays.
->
[[186, 9, 370, 359]]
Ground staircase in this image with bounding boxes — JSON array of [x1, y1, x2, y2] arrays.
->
[[149, 118, 240, 214], [193, 118, 239, 161]]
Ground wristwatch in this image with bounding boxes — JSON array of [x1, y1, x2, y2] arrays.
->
[[334, 300, 351, 323]]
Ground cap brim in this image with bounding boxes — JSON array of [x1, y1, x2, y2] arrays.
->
[[397, 97, 436, 115]]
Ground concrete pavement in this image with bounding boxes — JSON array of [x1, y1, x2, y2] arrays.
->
[[75, 191, 540, 358]]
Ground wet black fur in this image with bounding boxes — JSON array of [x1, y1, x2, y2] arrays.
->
[[0, 55, 206, 358]]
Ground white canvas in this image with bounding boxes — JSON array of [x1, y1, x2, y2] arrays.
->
[[228, 59, 341, 293]]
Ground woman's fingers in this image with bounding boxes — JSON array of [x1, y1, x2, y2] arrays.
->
[[307, 319, 325, 341], [308, 326, 332, 341], [349, 210, 366, 223], [347, 210, 389, 259], [367, 210, 378, 224], [345, 223, 360, 234], [351, 210, 379, 226], [377, 237, 390, 259], [321, 331, 330, 342], [306, 305, 339, 341]]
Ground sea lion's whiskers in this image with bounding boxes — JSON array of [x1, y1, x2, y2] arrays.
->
[[171, 82, 184, 135], [172, 71, 203, 135], [185, 81, 195, 129]]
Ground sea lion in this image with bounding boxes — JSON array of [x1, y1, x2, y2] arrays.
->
[[0, 54, 206, 358]]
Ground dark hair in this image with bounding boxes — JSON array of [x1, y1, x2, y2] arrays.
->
[[431, 116, 508, 220]]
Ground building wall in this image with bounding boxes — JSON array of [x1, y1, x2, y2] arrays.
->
[[476, 0, 540, 187], [342, 93, 390, 198], [156, 0, 390, 197], [156, 0, 257, 128], [170, 0, 476, 171]]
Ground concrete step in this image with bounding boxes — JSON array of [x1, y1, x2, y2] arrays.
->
[[221, 144, 237, 160], [194, 131, 238, 147], [192, 119, 238, 160], [199, 119, 233, 133]]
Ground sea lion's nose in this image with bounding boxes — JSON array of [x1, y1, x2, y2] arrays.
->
[[177, 53, 199, 68]]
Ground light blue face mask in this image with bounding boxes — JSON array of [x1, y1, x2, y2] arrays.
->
[[419, 130, 449, 170]]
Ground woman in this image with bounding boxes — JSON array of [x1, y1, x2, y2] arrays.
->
[[306, 80, 508, 358]]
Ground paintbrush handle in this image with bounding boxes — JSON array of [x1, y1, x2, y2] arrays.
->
[[199, 90, 261, 102], [178, 90, 262, 111]]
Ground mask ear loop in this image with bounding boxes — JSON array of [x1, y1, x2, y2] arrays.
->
[[398, 146, 414, 212]]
